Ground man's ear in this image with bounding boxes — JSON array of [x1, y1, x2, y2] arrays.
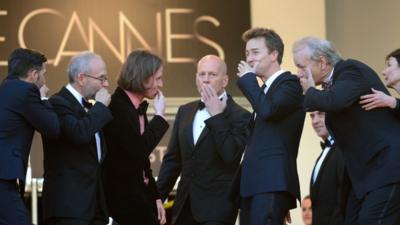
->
[[76, 73, 85, 86], [222, 74, 229, 88], [26, 69, 39, 83], [270, 50, 279, 62], [319, 56, 328, 71]]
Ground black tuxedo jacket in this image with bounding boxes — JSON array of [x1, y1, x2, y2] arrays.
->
[[310, 144, 345, 225], [42, 86, 113, 221], [304, 59, 400, 199], [102, 87, 169, 222], [157, 95, 250, 224], [0, 79, 59, 183], [236, 72, 305, 204]]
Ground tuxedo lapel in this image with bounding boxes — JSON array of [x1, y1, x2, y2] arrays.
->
[[58, 87, 98, 161], [266, 71, 290, 94], [312, 146, 336, 191], [183, 101, 199, 149], [59, 87, 86, 116]]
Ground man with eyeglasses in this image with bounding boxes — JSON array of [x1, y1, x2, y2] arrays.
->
[[41, 51, 113, 225]]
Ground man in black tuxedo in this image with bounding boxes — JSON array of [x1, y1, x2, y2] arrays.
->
[[293, 36, 400, 224], [236, 28, 305, 225], [157, 55, 250, 225], [0, 48, 59, 225], [41, 51, 113, 225], [309, 111, 345, 225]]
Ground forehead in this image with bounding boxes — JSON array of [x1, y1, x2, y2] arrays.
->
[[310, 111, 324, 117], [197, 59, 221, 72], [388, 57, 399, 66], [246, 37, 268, 50], [294, 48, 312, 64], [90, 58, 106, 73]]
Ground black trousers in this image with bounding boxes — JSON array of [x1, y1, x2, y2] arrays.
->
[[240, 192, 295, 225], [174, 198, 231, 225], [0, 179, 30, 225], [345, 182, 400, 225], [46, 188, 108, 225]]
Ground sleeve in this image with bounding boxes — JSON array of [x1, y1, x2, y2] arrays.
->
[[204, 105, 250, 163], [304, 66, 368, 112], [237, 72, 304, 121], [21, 85, 60, 138], [49, 96, 113, 144], [156, 107, 183, 201]]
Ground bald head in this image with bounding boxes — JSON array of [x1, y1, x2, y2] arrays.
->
[[196, 55, 228, 96], [198, 55, 227, 75]]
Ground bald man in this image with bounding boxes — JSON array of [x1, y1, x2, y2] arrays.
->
[[157, 55, 250, 225]]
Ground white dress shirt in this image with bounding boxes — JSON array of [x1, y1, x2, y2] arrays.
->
[[312, 136, 334, 184], [192, 91, 227, 145]]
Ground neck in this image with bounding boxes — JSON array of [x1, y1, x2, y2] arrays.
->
[[393, 83, 400, 94], [260, 64, 281, 82], [70, 83, 85, 98], [322, 66, 334, 81], [130, 91, 145, 102]]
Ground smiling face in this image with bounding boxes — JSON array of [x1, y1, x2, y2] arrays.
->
[[245, 37, 277, 80], [382, 56, 400, 88], [310, 111, 329, 140], [143, 65, 164, 99]]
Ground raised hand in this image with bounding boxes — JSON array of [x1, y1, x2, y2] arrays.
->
[[201, 84, 227, 116], [154, 91, 166, 117], [237, 60, 255, 77], [95, 88, 111, 106]]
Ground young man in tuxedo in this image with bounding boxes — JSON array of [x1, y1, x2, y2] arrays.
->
[[0, 48, 60, 225], [157, 55, 250, 225], [309, 111, 345, 225], [41, 51, 113, 225], [236, 28, 305, 225], [293, 36, 400, 224]]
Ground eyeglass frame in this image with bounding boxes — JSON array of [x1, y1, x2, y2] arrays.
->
[[82, 73, 108, 83]]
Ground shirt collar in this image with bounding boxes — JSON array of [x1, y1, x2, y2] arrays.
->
[[324, 67, 335, 83], [66, 84, 84, 106], [265, 69, 286, 88]]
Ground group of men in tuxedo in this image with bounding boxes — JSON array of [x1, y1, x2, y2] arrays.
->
[[1, 26, 400, 225]]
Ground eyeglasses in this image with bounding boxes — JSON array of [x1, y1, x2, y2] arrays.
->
[[83, 74, 108, 83]]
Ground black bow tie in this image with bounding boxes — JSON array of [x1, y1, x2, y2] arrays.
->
[[82, 98, 93, 109], [137, 100, 148, 115], [198, 101, 205, 110], [320, 140, 332, 150], [321, 80, 333, 90]]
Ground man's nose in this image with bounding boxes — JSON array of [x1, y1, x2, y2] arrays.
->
[[102, 80, 109, 87]]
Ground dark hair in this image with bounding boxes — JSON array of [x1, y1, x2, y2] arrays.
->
[[242, 27, 284, 64], [8, 48, 47, 78], [117, 49, 163, 93], [386, 48, 400, 66]]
